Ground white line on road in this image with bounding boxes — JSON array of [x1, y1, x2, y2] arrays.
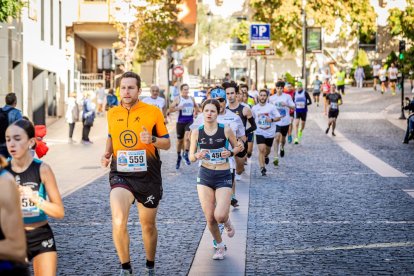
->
[[402, 189, 414, 198], [313, 116, 407, 178], [269, 242, 414, 254]]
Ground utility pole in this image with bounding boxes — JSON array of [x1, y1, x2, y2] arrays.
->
[[302, 0, 307, 89], [399, 40, 406, 120]]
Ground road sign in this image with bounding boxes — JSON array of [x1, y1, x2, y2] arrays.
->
[[246, 48, 275, 57], [173, 65, 184, 77], [250, 23, 271, 47]]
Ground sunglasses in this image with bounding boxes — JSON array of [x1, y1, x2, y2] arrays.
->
[[216, 98, 226, 103]]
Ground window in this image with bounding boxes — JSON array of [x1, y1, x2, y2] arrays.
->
[[41, 0, 44, 40], [50, 0, 53, 46]]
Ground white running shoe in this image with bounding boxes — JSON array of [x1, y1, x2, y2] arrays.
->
[[212, 245, 226, 260], [224, 218, 235, 238], [119, 269, 133, 276], [235, 173, 242, 181]]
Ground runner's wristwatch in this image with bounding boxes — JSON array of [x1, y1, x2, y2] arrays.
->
[[152, 136, 157, 143]]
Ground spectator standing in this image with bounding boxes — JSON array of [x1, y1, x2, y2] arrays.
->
[[0, 93, 23, 158], [95, 83, 106, 116], [106, 88, 119, 110], [65, 92, 79, 144], [81, 92, 96, 145], [354, 66, 365, 89]]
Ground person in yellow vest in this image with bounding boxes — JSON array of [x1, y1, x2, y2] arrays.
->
[[336, 68, 346, 95]]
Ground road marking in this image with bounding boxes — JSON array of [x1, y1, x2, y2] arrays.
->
[[268, 242, 414, 254], [313, 116, 407, 178]]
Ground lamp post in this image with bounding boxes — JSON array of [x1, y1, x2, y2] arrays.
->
[[302, 0, 307, 89], [207, 11, 212, 86]]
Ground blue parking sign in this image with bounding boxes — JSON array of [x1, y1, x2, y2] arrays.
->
[[250, 24, 271, 46]]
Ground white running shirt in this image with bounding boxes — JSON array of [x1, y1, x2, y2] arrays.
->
[[251, 103, 280, 138], [142, 96, 165, 110], [269, 93, 294, 127]]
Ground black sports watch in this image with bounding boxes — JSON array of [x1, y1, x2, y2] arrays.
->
[[151, 136, 157, 143]]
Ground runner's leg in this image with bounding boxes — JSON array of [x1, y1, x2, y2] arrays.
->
[[137, 203, 159, 263], [33, 252, 57, 276]]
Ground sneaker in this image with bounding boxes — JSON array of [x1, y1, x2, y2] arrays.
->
[[213, 224, 226, 248], [144, 267, 155, 276], [231, 197, 239, 207], [182, 152, 191, 166], [298, 130, 303, 139], [332, 132, 336, 137], [280, 147, 285, 158], [213, 240, 227, 250], [261, 167, 267, 176], [294, 138, 299, 144], [81, 140, 93, 145], [176, 156, 182, 170], [119, 269, 133, 276], [224, 219, 235, 238], [287, 135, 292, 144], [265, 156, 269, 165], [212, 245, 226, 260], [325, 128, 329, 134], [273, 157, 279, 167], [235, 173, 242, 181]]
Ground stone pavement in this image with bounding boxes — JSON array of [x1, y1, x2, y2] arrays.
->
[[41, 86, 414, 275]]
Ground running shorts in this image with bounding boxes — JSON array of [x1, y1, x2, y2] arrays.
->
[[313, 91, 321, 96], [294, 112, 307, 121], [256, 135, 274, 147], [247, 132, 254, 142], [374, 75, 379, 80], [176, 121, 193, 139], [389, 78, 397, 83], [0, 261, 29, 276], [337, 85, 345, 94], [109, 172, 163, 208], [276, 125, 290, 137], [197, 166, 232, 190], [25, 223, 57, 261], [328, 110, 339, 119]]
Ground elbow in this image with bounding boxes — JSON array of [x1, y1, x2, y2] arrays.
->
[[55, 207, 65, 220], [163, 140, 171, 150]]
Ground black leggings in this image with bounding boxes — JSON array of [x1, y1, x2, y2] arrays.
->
[[82, 120, 91, 141], [68, 123, 75, 138]]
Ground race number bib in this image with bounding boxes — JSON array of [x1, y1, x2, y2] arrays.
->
[[205, 148, 226, 165], [117, 150, 147, 172], [258, 114, 271, 129], [330, 102, 338, 110], [278, 108, 286, 117], [21, 192, 40, 218], [380, 75, 386, 81], [182, 106, 194, 116], [296, 102, 305, 109]]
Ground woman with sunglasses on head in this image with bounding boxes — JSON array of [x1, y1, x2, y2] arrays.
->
[[189, 99, 242, 260], [5, 119, 64, 276]]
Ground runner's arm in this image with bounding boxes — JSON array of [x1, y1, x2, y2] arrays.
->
[[0, 174, 27, 262], [306, 92, 312, 105], [37, 163, 65, 219], [189, 129, 199, 162], [244, 107, 257, 134], [168, 97, 181, 113], [192, 97, 200, 115], [225, 126, 242, 156]]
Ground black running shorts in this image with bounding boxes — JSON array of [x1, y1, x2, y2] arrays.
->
[[197, 166, 232, 190], [294, 112, 307, 121], [276, 125, 290, 137], [176, 121, 193, 139], [25, 223, 57, 261], [328, 110, 339, 119], [256, 135, 274, 147]]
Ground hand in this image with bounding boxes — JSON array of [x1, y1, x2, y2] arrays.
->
[[19, 186, 38, 203], [195, 150, 208, 160], [280, 102, 286, 107], [101, 152, 111, 168], [176, 105, 183, 111], [140, 126, 152, 144], [221, 150, 231, 158], [237, 140, 245, 151], [265, 117, 273, 123]]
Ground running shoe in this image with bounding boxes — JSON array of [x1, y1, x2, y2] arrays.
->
[[298, 129, 303, 139], [213, 224, 226, 249], [212, 245, 226, 260], [144, 267, 155, 276], [261, 167, 267, 176], [392, 92, 396, 96], [265, 156, 269, 165], [332, 132, 336, 137], [224, 219, 235, 238], [235, 173, 242, 181], [280, 147, 285, 158], [231, 197, 239, 207], [176, 156, 182, 170], [182, 152, 191, 166], [273, 157, 279, 167], [325, 128, 329, 134], [119, 269, 133, 276], [294, 138, 299, 144]]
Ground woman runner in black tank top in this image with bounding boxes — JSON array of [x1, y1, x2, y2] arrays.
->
[[189, 99, 243, 261], [0, 157, 29, 276]]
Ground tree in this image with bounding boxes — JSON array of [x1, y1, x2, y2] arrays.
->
[[183, 4, 235, 61], [388, 0, 414, 41], [0, 0, 24, 22], [248, 0, 377, 55], [111, 0, 183, 70]]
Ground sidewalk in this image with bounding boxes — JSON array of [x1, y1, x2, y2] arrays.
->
[[42, 115, 109, 196]]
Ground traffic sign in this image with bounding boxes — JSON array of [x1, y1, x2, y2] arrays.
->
[[246, 48, 275, 57], [250, 23, 271, 47], [173, 65, 184, 77]]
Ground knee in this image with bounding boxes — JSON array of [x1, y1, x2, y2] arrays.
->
[[112, 214, 128, 231], [214, 212, 228, 224], [141, 221, 157, 235]]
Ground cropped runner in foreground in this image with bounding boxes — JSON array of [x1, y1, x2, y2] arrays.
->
[[101, 72, 170, 276], [189, 99, 242, 260]]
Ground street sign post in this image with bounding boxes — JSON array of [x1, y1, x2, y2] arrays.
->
[[246, 48, 275, 57], [173, 65, 184, 78], [250, 23, 271, 48]]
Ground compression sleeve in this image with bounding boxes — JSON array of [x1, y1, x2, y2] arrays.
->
[[306, 92, 312, 105], [245, 116, 257, 135]]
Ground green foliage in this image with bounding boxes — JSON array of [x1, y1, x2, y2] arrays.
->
[[112, 0, 183, 66], [352, 49, 370, 67], [385, 51, 399, 69], [387, 0, 414, 41], [0, 0, 24, 22], [249, 0, 377, 54], [183, 4, 235, 61], [231, 20, 249, 45], [284, 72, 295, 84]]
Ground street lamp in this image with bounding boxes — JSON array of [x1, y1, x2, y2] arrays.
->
[[207, 11, 212, 86], [302, 0, 307, 90]]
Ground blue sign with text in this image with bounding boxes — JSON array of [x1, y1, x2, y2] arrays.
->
[[250, 24, 271, 45]]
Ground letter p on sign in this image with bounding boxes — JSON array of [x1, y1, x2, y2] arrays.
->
[[259, 26, 267, 36]]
